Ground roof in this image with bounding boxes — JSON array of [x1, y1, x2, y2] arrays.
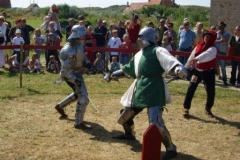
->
[[0, 0, 11, 8], [124, 0, 177, 13]]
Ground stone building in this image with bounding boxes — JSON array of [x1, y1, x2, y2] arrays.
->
[[0, 0, 11, 8], [210, 0, 240, 35]]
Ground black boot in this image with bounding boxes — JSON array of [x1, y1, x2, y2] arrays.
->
[[55, 105, 68, 119]]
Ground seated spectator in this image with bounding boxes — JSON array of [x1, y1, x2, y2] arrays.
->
[[89, 52, 104, 74], [47, 55, 60, 73], [29, 52, 44, 73], [8, 50, 30, 73], [110, 56, 120, 72]]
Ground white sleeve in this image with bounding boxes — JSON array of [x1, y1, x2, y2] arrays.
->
[[195, 47, 217, 63], [156, 47, 182, 74]]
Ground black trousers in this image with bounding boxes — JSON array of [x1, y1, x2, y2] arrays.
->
[[183, 68, 215, 110]]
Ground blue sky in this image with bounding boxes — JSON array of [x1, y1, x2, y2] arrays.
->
[[11, 0, 210, 8]]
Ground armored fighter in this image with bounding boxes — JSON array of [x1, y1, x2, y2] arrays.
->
[[109, 27, 187, 160], [55, 25, 92, 130]]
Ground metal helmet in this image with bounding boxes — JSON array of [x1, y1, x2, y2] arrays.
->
[[138, 27, 157, 44], [67, 25, 87, 40]]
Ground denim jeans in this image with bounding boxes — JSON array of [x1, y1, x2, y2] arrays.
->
[[218, 52, 227, 82], [147, 106, 165, 127], [178, 46, 192, 65], [229, 61, 240, 85]]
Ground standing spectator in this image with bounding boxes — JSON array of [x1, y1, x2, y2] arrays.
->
[[8, 18, 23, 43], [179, 18, 189, 32], [156, 18, 168, 46], [2, 12, 11, 28], [12, 29, 24, 55], [65, 18, 74, 41], [78, 15, 85, 21], [0, 16, 7, 68], [120, 34, 131, 65], [182, 30, 217, 118], [194, 22, 204, 44], [215, 21, 230, 86], [2, 12, 11, 45], [145, 21, 154, 28], [94, 19, 108, 65], [117, 21, 126, 41], [163, 22, 177, 51], [45, 21, 63, 44], [105, 23, 116, 68], [229, 26, 240, 87], [126, 14, 142, 60], [107, 29, 122, 63], [210, 25, 221, 79], [21, 18, 35, 45], [102, 20, 107, 28], [51, 12, 61, 31], [33, 28, 44, 59], [47, 55, 60, 73], [178, 20, 196, 65], [85, 26, 95, 63], [165, 18, 171, 29], [44, 32, 60, 68]]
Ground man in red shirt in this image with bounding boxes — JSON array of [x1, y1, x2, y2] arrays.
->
[[126, 14, 142, 60]]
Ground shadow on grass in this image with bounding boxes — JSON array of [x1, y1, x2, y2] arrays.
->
[[184, 114, 240, 129], [161, 151, 203, 160], [0, 70, 18, 77], [70, 121, 143, 152]]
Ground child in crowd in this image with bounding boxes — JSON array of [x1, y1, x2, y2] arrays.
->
[[107, 29, 122, 63], [33, 28, 45, 59], [41, 4, 60, 31], [120, 34, 131, 65], [8, 50, 30, 73], [29, 52, 44, 73], [45, 32, 60, 68], [47, 55, 60, 73], [110, 56, 120, 72], [89, 52, 104, 74], [162, 36, 172, 51], [12, 29, 24, 55]]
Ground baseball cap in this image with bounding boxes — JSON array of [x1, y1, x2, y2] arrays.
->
[[15, 29, 21, 34]]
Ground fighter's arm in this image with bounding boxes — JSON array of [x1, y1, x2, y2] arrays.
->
[[156, 47, 187, 79]]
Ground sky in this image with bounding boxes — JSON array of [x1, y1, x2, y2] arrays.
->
[[11, 0, 210, 8]]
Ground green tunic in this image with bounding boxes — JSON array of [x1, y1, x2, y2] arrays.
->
[[122, 45, 166, 108]]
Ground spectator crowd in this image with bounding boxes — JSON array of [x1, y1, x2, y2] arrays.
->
[[0, 4, 239, 87]]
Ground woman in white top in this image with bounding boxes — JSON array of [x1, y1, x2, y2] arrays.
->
[[0, 16, 7, 67]]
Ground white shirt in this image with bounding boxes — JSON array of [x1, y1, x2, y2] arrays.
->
[[107, 37, 122, 56], [12, 36, 25, 51]]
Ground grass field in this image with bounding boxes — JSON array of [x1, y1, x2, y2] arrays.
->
[[0, 63, 239, 160]]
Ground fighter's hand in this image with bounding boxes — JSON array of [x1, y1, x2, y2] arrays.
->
[[174, 65, 187, 79]]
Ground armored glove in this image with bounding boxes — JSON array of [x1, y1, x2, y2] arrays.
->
[[174, 65, 187, 79]]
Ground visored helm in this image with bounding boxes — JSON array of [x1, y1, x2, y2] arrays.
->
[[138, 27, 158, 45], [67, 25, 87, 40]]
